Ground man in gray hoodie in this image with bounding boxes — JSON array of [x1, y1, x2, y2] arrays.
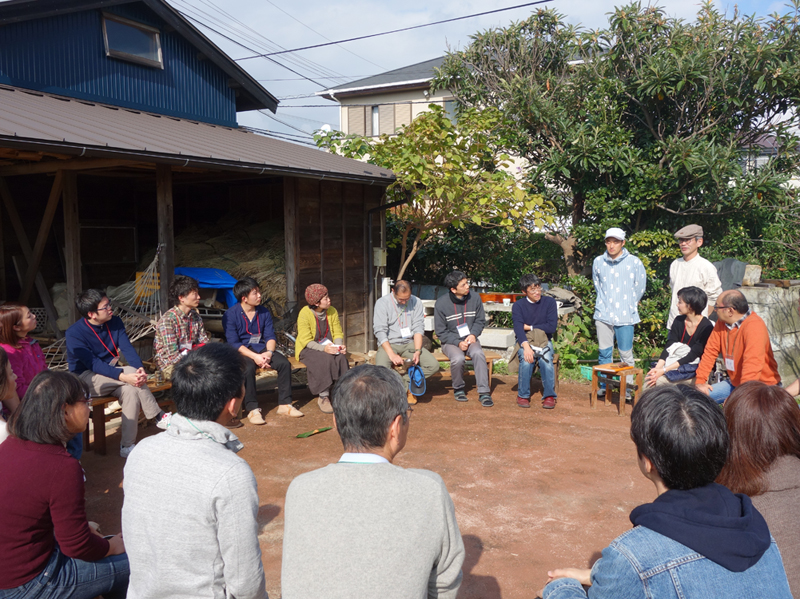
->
[[121, 344, 268, 599]]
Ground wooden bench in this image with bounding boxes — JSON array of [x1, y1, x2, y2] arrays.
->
[[83, 381, 174, 456], [432, 349, 503, 386], [590, 362, 644, 416], [283, 351, 369, 372]]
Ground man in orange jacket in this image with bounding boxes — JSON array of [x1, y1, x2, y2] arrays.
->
[[695, 290, 780, 403]]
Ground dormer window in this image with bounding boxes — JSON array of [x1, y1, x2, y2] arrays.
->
[[102, 13, 163, 69]]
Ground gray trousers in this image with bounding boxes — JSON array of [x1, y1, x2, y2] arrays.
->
[[375, 341, 440, 384], [442, 341, 490, 394], [80, 366, 162, 448]]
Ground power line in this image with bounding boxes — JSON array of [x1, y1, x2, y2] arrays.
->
[[236, 0, 554, 61], [258, 110, 317, 137]]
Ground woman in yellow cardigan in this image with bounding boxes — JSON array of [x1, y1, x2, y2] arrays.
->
[[295, 284, 349, 414]]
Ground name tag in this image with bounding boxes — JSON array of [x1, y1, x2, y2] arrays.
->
[[109, 356, 119, 367], [180, 343, 192, 351], [725, 357, 735, 371], [400, 327, 412, 338], [249, 334, 261, 345], [320, 339, 333, 346], [457, 323, 470, 338]]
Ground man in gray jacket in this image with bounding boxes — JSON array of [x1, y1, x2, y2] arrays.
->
[[121, 344, 268, 599], [373, 279, 439, 404], [282, 365, 465, 599], [434, 270, 492, 406]]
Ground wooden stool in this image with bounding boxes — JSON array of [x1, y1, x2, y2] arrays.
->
[[432, 349, 502, 386], [590, 362, 644, 416]]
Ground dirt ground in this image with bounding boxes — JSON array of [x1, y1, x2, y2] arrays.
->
[[83, 373, 655, 599]]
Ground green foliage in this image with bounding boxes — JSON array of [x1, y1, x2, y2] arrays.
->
[[553, 275, 598, 368], [316, 105, 555, 279]]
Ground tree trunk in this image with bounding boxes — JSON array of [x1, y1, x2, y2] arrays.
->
[[396, 228, 424, 280], [544, 233, 582, 277]]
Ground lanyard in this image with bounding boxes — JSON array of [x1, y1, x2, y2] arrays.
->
[[316, 313, 330, 341], [725, 326, 739, 360], [84, 319, 119, 359], [392, 296, 408, 328], [681, 320, 698, 345], [242, 311, 261, 337], [453, 302, 467, 325]]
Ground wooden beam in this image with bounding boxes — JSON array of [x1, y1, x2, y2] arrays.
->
[[0, 178, 62, 337], [20, 171, 65, 304], [156, 164, 174, 314], [0, 194, 5, 300], [283, 177, 298, 304], [0, 158, 138, 177], [62, 171, 81, 324]]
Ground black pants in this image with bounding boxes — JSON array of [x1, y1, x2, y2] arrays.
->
[[243, 351, 292, 412]]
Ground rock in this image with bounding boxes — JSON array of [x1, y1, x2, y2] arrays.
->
[[742, 264, 762, 286]]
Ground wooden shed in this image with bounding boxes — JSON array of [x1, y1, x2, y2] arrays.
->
[[0, 0, 394, 353]]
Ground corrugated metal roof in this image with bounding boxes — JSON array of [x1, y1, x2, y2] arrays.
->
[[318, 57, 445, 99], [0, 85, 395, 183]]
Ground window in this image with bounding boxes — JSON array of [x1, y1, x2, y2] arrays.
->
[[102, 13, 163, 69], [371, 106, 380, 136]]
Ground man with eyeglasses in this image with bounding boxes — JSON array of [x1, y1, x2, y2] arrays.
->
[[694, 290, 781, 403], [667, 225, 722, 327], [281, 365, 464, 599], [66, 289, 169, 458]]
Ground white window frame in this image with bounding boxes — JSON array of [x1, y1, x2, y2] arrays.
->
[[102, 13, 164, 69]]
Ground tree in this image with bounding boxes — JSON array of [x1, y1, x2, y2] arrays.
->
[[434, 2, 800, 275], [315, 105, 553, 279]]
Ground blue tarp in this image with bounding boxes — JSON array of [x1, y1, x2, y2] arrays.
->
[[174, 267, 238, 307]]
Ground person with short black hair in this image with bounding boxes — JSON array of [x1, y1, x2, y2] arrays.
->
[[66, 289, 169, 458], [434, 271, 492, 406], [645, 286, 714, 388], [667, 224, 722, 327], [222, 277, 299, 423], [0, 370, 130, 598], [695, 289, 781, 403], [122, 344, 268, 599], [511, 273, 559, 409], [282, 364, 464, 599], [541, 384, 792, 599], [153, 275, 210, 379]]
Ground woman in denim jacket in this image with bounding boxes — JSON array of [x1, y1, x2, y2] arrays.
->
[[541, 385, 792, 599]]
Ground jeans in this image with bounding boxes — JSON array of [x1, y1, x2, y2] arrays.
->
[[709, 380, 735, 404], [517, 341, 556, 399], [0, 547, 129, 599], [596, 322, 635, 389]]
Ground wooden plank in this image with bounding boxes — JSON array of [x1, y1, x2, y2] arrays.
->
[[62, 171, 81, 324], [283, 177, 298, 303], [318, 180, 324, 285], [0, 194, 5, 300], [156, 164, 174, 314], [20, 170, 65, 304], [0, 158, 136, 178], [0, 178, 63, 338], [345, 313, 366, 337]]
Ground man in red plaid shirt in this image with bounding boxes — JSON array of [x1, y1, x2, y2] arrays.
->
[[154, 275, 210, 378]]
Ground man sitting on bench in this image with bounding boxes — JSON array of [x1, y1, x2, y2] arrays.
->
[[154, 275, 209, 379], [65, 289, 169, 458]]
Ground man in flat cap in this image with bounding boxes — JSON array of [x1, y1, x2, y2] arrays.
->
[[667, 225, 722, 327]]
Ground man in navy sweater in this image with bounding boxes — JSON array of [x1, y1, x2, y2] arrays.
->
[[65, 289, 168, 458], [434, 271, 492, 406], [511, 274, 559, 409]]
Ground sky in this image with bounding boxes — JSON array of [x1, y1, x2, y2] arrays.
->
[[164, 0, 788, 144]]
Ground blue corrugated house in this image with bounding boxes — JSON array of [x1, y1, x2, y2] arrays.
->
[[0, 0, 394, 355]]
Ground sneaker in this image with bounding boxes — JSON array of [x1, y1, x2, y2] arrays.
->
[[277, 404, 304, 418], [542, 396, 556, 409], [406, 390, 418, 405], [156, 412, 172, 430], [248, 408, 266, 425], [479, 394, 494, 407], [454, 389, 468, 402], [120, 444, 135, 459], [317, 396, 334, 414], [225, 418, 244, 429], [517, 396, 531, 408]]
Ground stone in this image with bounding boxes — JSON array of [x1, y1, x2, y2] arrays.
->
[[742, 264, 762, 286]]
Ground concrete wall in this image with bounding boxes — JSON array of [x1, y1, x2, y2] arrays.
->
[[741, 286, 800, 383]]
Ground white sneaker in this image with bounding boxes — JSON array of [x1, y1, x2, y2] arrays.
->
[[156, 412, 172, 430], [276, 404, 304, 418], [248, 408, 266, 425], [120, 444, 135, 459]]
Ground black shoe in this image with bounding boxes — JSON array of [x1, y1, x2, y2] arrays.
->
[[479, 394, 494, 407], [454, 389, 468, 402]]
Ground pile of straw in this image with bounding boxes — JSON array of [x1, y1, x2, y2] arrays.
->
[[140, 217, 287, 316]]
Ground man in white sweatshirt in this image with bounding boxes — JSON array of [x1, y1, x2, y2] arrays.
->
[[667, 224, 722, 327], [121, 344, 268, 599]]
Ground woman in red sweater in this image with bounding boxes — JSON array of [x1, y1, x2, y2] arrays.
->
[[0, 371, 129, 598]]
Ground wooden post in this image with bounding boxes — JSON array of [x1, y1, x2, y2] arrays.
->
[[20, 170, 65, 304], [62, 171, 81, 324], [283, 177, 298, 304], [0, 192, 5, 300], [156, 164, 174, 314]]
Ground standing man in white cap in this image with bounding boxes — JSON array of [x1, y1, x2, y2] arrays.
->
[[667, 224, 722, 327], [593, 228, 647, 387]]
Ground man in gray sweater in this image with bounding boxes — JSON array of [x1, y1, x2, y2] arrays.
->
[[281, 364, 465, 599], [373, 279, 439, 404], [121, 344, 268, 599], [434, 270, 491, 406]]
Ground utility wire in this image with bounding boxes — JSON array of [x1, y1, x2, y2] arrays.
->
[[236, 0, 554, 61]]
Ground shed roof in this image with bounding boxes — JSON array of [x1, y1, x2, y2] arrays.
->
[[318, 56, 445, 100], [0, 85, 394, 183], [0, 0, 279, 113]]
